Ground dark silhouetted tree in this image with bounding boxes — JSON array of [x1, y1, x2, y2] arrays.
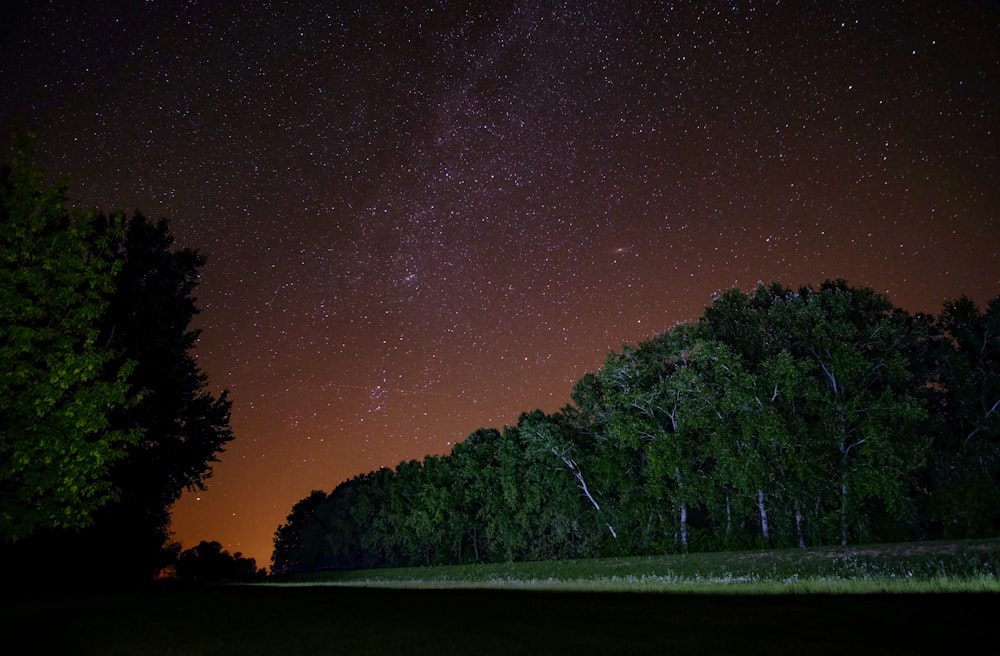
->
[[71, 212, 233, 581], [175, 540, 263, 583], [926, 296, 1000, 536], [272, 490, 329, 574]]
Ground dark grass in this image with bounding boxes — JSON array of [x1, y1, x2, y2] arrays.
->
[[3, 584, 994, 655], [6, 539, 999, 654]]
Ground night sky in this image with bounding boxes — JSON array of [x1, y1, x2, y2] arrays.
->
[[2, 1, 998, 569]]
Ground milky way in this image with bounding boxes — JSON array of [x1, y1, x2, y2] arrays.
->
[[2, 1, 998, 568]]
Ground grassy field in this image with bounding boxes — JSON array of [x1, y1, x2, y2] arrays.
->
[[273, 537, 1000, 593], [4, 539, 998, 655]]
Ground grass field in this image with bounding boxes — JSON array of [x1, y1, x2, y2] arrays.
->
[[273, 537, 1000, 594], [4, 539, 998, 655]]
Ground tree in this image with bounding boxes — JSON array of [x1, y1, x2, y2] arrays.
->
[[755, 348, 828, 547], [926, 296, 1000, 536], [1, 143, 232, 581], [272, 490, 329, 574], [175, 540, 263, 583], [767, 281, 928, 545], [405, 454, 459, 565], [0, 152, 138, 541], [363, 466, 408, 567], [74, 212, 233, 580], [448, 428, 501, 563], [600, 324, 710, 552], [390, 458, 431, 566], [674, 339, 780, 547], [6, 211, 234, 582], [518, 409, 616, 540], [483, 421, 593, 562], [569, 372, 652, 554], [937, 297, 1000, 450]]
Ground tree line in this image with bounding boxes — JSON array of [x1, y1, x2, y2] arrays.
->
[[273, 281, 1000, 573], [1, 141, 235, 584]]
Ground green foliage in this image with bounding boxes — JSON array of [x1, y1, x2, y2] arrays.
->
[[0, 149, 138, 540], [1, 144, 233, 585], [272, 490, 330, 573], [275, 280, 1000, 572], [923, 296, 1000, 536], [485, 420, 598, 562]]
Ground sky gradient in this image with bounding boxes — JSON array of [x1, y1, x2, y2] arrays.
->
[[3, 1, 998, 569]]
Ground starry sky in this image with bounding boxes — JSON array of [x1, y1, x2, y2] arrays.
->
[[2, 1, 998, 569]]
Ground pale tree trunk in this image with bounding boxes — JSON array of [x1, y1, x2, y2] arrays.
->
[[725, 492, 732, 539], [757, 489, 770, 543], [840, 438, 849, 546], [839, 432, 867, 547], [840, 480, 848, 545], [676, 467, 688, 551], [795, 506, 805, 549], [679, 502, 688, 551], [472, 528, 480, 562], [824, 364, 860, 547], [963, 398, 1000, 447], [557, 451, 616, 539]]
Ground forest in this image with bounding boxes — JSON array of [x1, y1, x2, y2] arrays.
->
[[273, 281, 1000, 573]]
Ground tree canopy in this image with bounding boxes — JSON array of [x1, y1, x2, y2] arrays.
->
[[1, 149, 232, 583], [274, 280, 1000, 573], [174, 540, 264, 583], [0, 149, 138, 540], [77, 211, 233, 581]]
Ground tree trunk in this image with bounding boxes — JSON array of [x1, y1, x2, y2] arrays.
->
[[840, 440, 850, 546], [679, 502, 688, 551], [561, 453, 617, 539], [840, 477, 848, 546], [676, 467, 688, 551], [838, 404, 851, 547], [757, 489, 770, 544], [725, 492, 732, 538]]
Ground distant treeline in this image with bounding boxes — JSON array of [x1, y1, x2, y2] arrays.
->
[[272, 280, 1000, 573]]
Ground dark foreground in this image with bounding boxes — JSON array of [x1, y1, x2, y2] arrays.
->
[[2, 585, 992, 655]]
